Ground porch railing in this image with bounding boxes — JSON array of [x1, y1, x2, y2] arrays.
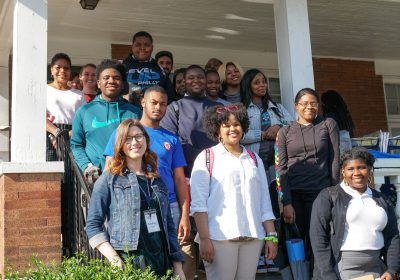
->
[[55, 131, 101, 259]]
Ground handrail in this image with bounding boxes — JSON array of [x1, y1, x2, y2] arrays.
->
[[54, 130, 101, 259]]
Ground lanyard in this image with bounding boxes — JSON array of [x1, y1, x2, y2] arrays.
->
[[138, 178, 152, 207]]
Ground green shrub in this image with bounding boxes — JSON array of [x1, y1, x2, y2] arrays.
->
[[5, 253, 176, 280]]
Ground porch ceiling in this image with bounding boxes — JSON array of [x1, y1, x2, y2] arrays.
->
[[49, 0, 400, 59]]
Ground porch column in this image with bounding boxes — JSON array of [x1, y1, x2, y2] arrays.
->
[[11, 0, 47, 162], [0, 0, 13, 162], [273, 0, 314, 117], [1, 0, 64, 275]]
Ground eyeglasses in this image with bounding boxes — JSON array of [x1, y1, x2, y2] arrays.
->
[[296, 102, 319, 108], [125, 134, 145, 144], [216, 105, 240, 114]]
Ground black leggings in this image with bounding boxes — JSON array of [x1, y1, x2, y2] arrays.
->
[[291, 189, 322, 259]]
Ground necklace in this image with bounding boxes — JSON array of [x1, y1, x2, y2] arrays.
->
[[223, 144, 242, 157]]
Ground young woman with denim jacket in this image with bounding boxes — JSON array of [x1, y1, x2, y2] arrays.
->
[[240, 69, 294, 187], [86, 119, 185, 278]]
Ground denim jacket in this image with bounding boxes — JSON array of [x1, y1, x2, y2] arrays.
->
[[86, 170, 184, 262], [242, 101, 294, 149], [242, 101, 294, 182]]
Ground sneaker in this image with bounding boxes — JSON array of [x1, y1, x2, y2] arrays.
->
[[256, 256, 268, 273], [265, 259, 280, 273]]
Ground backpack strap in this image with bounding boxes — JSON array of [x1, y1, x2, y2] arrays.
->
[[245, 148, 258, 167], [205, 148, 214, 177], [207, 147, 257, 177]]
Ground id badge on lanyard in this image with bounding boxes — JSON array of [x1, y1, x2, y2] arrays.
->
[[144, 209, 160, 233], [140, 178, 161, 233]]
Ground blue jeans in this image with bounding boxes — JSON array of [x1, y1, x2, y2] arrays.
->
[[170, 201, 181, 230]]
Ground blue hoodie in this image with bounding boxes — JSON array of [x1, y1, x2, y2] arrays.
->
[[71, 95, 141, 172]]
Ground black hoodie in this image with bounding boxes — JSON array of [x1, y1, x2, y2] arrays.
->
[[123, 55, 176, 103], [276, 116, 340, 206]]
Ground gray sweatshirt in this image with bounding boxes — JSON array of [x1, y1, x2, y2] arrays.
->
[[276, 116, 340, 206]]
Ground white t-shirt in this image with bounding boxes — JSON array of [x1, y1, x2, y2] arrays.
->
[[46, 85, 86, 125], [340, 182, 388, 251], [190, 143, 275, 240]]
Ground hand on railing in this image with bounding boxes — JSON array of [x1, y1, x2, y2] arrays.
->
[[84, 163, 100, 185], [48, 128, 63, 149]]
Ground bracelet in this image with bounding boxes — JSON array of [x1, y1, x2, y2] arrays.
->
[[264, 236, 279, 244], [267, 231, 278, 237], [53, 128, 61, 138]]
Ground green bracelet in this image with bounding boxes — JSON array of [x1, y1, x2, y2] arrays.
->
[[264, 236, 279, 244]]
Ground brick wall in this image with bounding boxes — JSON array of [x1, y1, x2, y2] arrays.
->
[[0, 173, 62, 275], [111, 44, 131, 61], [313, 58, 388, 137]]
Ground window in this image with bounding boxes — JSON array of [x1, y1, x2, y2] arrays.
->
[[384, 83, 400, 138], [268, 78, 281, 103], [384, 83, 400, 115]]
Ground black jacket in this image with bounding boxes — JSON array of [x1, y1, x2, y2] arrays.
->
[[310, 184, 400, 280], [123, 55, 176, 103]]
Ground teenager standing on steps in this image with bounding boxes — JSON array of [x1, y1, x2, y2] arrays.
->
[[104, 86, 191, 245], [275, 88, 340, 270], [191, 104, 277, 280]]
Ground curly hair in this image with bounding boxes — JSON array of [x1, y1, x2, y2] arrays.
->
[[203, 104, 249, 142], [340, 147, 375, 169], [109, 119, 158, 178], [96, 59, 127, 84]]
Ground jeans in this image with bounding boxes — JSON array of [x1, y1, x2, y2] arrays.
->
[[170, 201, 181, 230]]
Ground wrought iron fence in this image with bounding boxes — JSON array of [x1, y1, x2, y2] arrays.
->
[[55, 130, 101, 259]]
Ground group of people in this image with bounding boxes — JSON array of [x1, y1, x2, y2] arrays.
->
[[45, 30, 400, 280]]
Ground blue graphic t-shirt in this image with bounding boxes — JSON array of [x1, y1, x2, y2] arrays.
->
[[104, 126, 187, 203], [261, 111, 272, 129]]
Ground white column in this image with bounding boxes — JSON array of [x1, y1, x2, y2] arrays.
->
[[273, 0, 314, 117], [0, 67, 10, 162], [0, 0, 13, 162], [11, 0, 47, 162]]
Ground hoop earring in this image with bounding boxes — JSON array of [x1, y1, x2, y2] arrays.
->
[[368, 171, 374, 186]]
